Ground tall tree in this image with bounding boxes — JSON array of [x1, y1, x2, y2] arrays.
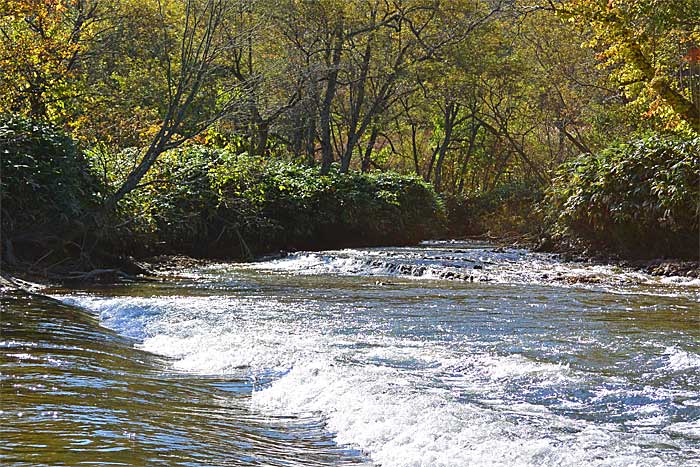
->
[[105, 0, 250, 209], [563, 0, 700, 130], [334, 0, 503, 173], [0, 0, 103, 120]]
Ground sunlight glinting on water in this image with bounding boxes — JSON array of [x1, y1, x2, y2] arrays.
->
[[242, 245, 700, 295], [48, 243, 700, 467]]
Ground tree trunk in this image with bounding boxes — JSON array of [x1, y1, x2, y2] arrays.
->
[[103, 124, 171, 211], [361, 126, 379, 172], [625, 42, 700, 130], [306, 113, 317, 164], [411, 123, 422, 178], [433, 103, 458, 193], [291, 114, 304, 159], [320, 22, 344, 175], [255, 121, 269, 156], [457, 122, 480, 193], [340, 36, 373, 173], [28, 80, 47, 119]]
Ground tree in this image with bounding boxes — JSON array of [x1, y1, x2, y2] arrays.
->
[[104, 0, 250, 209], [0, 0, 103, 120], [563, 0, 700, 130], [333, 0, 503, 174]]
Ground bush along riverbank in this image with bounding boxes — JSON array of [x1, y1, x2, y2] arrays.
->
[[438, 132, 699, 277], [0, 116, 447, 280], [543, 134, 700, 261], [114, 147, 448, 259]]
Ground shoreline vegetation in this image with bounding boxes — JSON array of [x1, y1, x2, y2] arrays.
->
[[1, 115, 699, 285], [1, 1, 699, 285]]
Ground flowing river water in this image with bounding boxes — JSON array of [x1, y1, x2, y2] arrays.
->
[[2, 241, 700, 466]]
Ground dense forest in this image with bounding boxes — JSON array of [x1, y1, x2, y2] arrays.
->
[[1, 0, 699, 277]]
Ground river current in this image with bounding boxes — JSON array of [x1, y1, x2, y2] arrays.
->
[[2, 241, 700, 466]]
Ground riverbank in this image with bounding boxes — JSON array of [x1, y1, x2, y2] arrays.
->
[[1, 118, 447, 280], [3, 239, 698, 292], [2, 118, 697, 284], [541, 241, 700, 279], [454, 234, 700, 280]]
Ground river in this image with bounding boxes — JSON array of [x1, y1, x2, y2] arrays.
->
[[2, 241, 700, 466]]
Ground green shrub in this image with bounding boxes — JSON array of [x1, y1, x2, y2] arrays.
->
[[0, 115, 101, 244], [213, 154, 448, 254], [0, 122, 447, 263], [544, 134, 700, 259], [128, 147, 447, 257]]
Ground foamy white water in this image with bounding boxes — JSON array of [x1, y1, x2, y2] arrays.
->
[[245, 245, 700, 295], [56, 243, 700, 467]]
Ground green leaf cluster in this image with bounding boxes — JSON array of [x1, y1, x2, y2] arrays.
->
[[118, 147, 447, 257], [544, 134, 700, 258], [0, 115, 101, 239]]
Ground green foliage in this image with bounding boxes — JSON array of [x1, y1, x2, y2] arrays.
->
[[544, 134, 700, 258], [124, 147, 447, 257], [1, 118, 445, 263], [0, 115, 100, 239], [7, 0, 697, 265], [565, 0, 700, 130]]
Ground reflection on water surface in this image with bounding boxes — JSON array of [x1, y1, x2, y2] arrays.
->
[[2, 242, 699, 466], [0, 293, 366, 466]]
